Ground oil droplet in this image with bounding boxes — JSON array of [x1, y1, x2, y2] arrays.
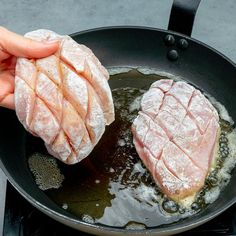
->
[[118, 139, 126, 147], [62, 203, 68, 210]]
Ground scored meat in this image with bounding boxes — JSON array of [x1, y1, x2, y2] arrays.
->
[[15, 29, 114, 164], [132, 79, 220, 202]]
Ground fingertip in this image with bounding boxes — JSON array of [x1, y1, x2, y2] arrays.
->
[[0, 28, 60, 59], [42, 40, 59, 53], [44, 39, 60, 45], [25, 40, 59, 58]]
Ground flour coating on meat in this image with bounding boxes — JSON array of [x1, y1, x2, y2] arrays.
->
[[132, 79, 220, 201], [15, 29, 114, 164]]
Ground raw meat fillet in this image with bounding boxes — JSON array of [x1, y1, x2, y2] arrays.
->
[[15, 29, 114, 164], [132, 79, 220, 201]]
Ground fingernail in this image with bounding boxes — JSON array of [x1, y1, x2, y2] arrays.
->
[[44, 39, 59, 44]]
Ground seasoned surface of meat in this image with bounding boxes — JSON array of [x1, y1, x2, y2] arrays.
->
[[15, 30, 114, 164], [132, 80, 219, 201]]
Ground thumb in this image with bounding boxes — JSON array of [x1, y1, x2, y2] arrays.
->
[[0, 27, 59, 58]]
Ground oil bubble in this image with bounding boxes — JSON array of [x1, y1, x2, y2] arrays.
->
[[208, 176, 218, 186], [179, 208, 185, 214], [28, 153, 64, 191], [191, 202, 200, 211], [220, 136, 228, 144], [82, 214, 95, 224], [162, 200, 179, 213], [125, 222, 146, 230]]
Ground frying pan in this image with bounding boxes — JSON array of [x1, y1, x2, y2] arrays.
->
[[1, 0, 236, 235]]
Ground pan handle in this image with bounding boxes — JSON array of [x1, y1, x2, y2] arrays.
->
[[168, 0, 201, 37]]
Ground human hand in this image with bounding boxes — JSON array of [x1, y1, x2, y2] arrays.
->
[[0, 27, 59, 109]]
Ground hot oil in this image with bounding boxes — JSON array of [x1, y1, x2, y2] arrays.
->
[[26, 69, 236, 228]]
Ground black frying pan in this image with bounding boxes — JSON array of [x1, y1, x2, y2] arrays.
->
[[1, 0, 236, 235]]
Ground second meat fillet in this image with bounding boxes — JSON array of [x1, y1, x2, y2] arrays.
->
[[132, 79, 220, 202], [15, 29, 114, 164]]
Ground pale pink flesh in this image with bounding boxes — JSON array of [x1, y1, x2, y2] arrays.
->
[[36, 72, 63, 122], [60, 37, 109, 80], [86, 84, 105, 144], [150, 79, 173, 92], [15, 59, 37, 89], [83, 59, 114, 124], [14, 76, 35, 131], [60, 37, 114, 124], [61, 63, 88, 120], [167, 81, 194, 108], [15, 29, 114, 164], [61, 99, 85, 151], [36, 55, 61, 86], [141, 88, 164, 120], [132, 79, 219, 201], [188, 90, 218, 133], [46, 130, 72, 162], [29, 97, 60, 145]]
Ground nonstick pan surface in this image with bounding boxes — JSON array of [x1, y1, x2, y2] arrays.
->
[[0, 25, 236, 235]]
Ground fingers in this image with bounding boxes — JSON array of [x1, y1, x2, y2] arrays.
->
[[1, 56, 17, 74], [0, 70, 14, 108], [0, 93, 14, 110], [0, 27, 59, 58], [0, 48, 10, 61]]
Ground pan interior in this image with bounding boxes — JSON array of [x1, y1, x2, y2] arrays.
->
[[25, 68, 235, 229]]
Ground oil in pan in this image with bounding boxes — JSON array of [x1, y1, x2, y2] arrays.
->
[[27, 68, 236, 228]]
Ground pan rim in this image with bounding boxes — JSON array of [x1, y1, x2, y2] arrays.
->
[[1, 161, 236, 235], [1, 25, 236, 235], [70, 25, 236, 67]]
